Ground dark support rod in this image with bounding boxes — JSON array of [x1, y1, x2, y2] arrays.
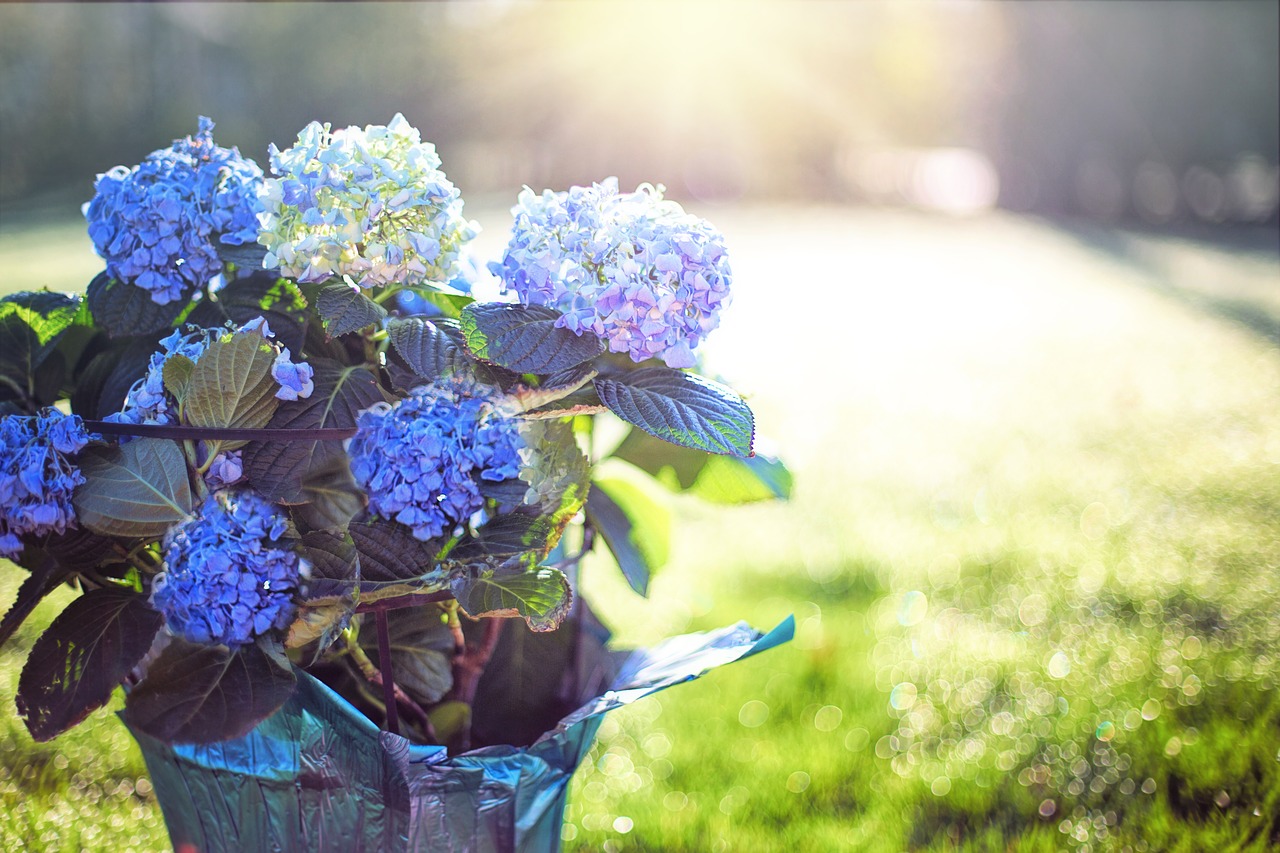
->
[[375, 609, 399, 735]]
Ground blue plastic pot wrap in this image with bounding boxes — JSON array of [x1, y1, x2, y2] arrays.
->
[[125, 616, 793, 853]]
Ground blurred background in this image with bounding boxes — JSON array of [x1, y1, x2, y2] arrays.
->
[[1, 2, 1278, 851]]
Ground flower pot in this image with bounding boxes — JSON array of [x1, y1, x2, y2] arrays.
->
[[125, 617, 793, 853]]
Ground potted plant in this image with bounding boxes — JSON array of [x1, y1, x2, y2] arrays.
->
[[0, 115, 791, 851]]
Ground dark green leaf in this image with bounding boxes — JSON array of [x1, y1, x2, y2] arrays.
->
[[286, 532, 359, 660], [71, 338, 159, 421], [386, 317, 465, 384], [452, 565, 572, 632], [74, 439, 193, 539], [500, 362, 598, 415], [186, 273, 308, 355], [0, 291, 83, 403], [122, 638, 297, 744], [347, 519, 444, 584], [317, 283, 387, 338], [16, 588, 162, 741], [184, 331, 280, 454], [359, 609, 454, 706], [594, 368, 755, 458], [296, 530, 360, 603], [293, 455, 366, 532], [213, 240, 269, 272], [585, 478, 672, 597], [85, 272, 190, 339], [240, 361, 383, 502], [31, 349, 67, 407], [460, 303, 604, 374], [479, 477, 532, 506], [25, 527, 118, 576], [469, 601, 622, 748], [0, 562, 69, 650], [451, 512, 555, 568]]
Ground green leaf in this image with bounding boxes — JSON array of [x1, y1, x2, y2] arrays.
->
[[161, 354, 195, 404], [517, 419, 592, 549], [585, 477, 671, 597], [452, 565, 572, 632], [690, 452, 793, 503], [460, 303, 604, 374], [16, 588, 162, 741], [85, 272, 191, 339], [186, 273, 308, 355], [317, 283, 387, 338], [594, 368, 755, 458], [74, 439, 193, 539], [240, 360, 384, 502], [184, 331, 280, 454], [611, 427, 791, 503], [386, 316, 465, 384], [122, 638, 297, 744], [359, 609, 454, 706]]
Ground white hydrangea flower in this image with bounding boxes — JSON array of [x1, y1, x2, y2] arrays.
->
[[258, 114, 478, 289]]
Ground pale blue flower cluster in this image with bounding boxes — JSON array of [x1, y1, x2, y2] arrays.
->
[[490, 178, 733, 368], [152, 491, 306, 647], [84, 117, 264, 305], [347, 387, 524, 542], [258, 114, 478, 289], [110, 318, 314, 429], [0, 410, 96, 558]]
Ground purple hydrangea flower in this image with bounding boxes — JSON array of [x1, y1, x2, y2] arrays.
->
[[0, 410, 96, 558], [489, 178, 733, 368], [271, 347, 314, 401], [83, 117, 264, 305], [347, 387, 524, 542], [152, 490, 306, 647]]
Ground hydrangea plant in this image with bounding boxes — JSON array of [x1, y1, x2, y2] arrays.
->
[[0, 116, 789, 753]]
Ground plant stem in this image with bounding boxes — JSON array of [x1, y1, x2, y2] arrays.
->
[[447, 616, 507, 753], [343, 622, 438, 741]]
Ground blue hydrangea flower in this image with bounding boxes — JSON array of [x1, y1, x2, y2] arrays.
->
[[153, 491, 307, 647], [83, 117, 264, 305], [489, 178, 733, 368], [110, 318, 314, 428], [0, 410, 96, 558], [109, 326, 218, 427], [258, 114, 478, 289], [347, 387, 524, 542]]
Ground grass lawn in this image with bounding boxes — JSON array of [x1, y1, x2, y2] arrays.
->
[[1, 208, 1278, 851]]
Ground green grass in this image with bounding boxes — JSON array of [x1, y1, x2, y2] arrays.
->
[[1, 208, 1278, 851]]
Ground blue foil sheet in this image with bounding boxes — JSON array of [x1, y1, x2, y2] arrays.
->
[[126, 616, 794, 852]]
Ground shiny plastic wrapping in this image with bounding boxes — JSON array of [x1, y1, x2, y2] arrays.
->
[[126, 616, 794, 853]]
